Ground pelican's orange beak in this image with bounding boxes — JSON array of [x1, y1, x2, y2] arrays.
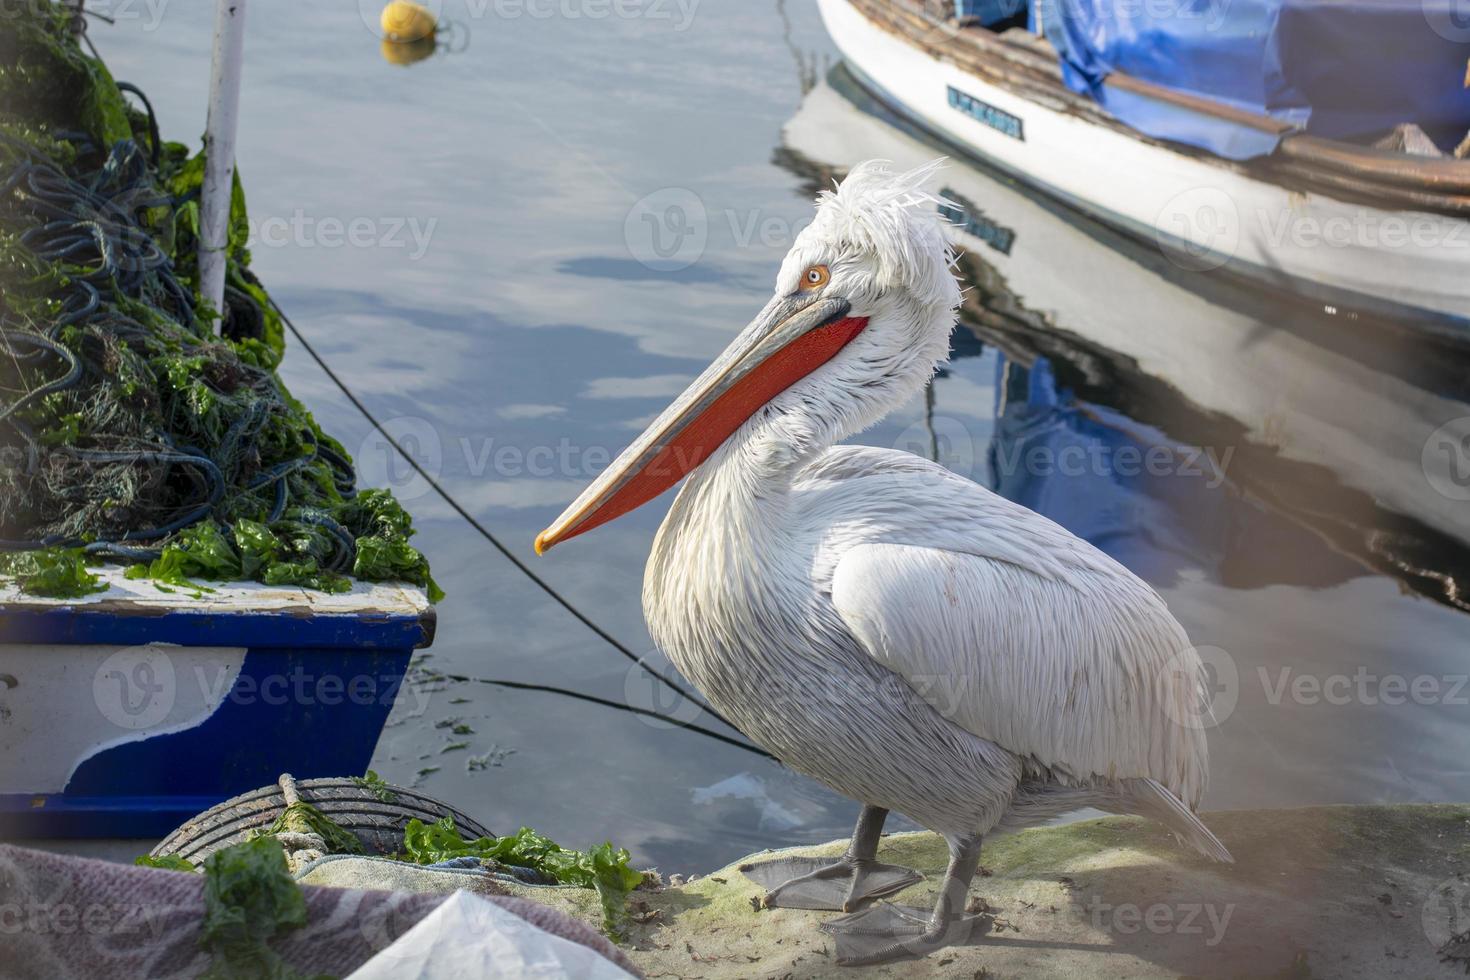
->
[[535, 293, 866, 554]]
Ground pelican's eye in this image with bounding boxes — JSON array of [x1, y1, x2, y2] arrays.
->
[[799, 264, 830, 291]]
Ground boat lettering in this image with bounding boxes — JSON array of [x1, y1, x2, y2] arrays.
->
[[947, 85, 1024, 141], [938, 187, 1016, 255]]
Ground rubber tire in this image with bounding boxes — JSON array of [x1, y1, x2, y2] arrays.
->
[[150, 777, 495, 865]]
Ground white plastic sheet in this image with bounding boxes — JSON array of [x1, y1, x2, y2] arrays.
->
[[346, 890, 636, 980]]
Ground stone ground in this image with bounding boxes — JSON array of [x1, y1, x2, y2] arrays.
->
[[26, 804, 1470, 978], [496, 804, 1470, 979]]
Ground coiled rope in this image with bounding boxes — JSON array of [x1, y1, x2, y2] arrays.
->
[[0, 130, 354, 557]]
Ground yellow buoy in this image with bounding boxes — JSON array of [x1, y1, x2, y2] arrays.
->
[[381, 1, 436, 44]]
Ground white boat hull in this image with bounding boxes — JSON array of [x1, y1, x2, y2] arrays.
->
[[817, 0, 1470, 328], [782, 70, 1470, 553]]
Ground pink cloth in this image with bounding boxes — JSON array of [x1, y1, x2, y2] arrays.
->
[[0, 844, 640, 979]]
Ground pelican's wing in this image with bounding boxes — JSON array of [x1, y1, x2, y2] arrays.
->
[[817, 450, 1210, 806]]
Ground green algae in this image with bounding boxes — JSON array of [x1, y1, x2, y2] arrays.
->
[[0, 547, 106, 597], [0, 1, 441, 602], [400, 816, 645, 939], [198, 838, 326, 980]]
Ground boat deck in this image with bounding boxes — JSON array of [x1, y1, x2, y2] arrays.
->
[[850, 0, 1470, 215]]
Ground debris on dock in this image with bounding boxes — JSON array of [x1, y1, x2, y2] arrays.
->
[[500, 804, 1470, 979]]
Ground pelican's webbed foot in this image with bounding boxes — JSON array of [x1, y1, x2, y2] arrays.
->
[[821, 831, 990, 966], [739, 854, 923, 912], [820, 901, 992, 965], [739, 805, 922, 912]]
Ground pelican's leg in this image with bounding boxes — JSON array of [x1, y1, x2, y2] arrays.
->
[[821, 833, 991, 966], [738, 805, 923, 912]]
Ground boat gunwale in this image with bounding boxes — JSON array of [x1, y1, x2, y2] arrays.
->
[[850, 0, 1470, 214], [814, 47, 1470, 333]]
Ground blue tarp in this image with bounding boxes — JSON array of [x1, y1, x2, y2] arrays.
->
[[1016, 0, 1470, 159], [956, 0, 1027, 25], [1270, 0, 1470, 147]]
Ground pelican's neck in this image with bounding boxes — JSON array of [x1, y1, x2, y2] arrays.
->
[[679, 403, 822, 526], [644, 398, 823, 594], [651, 297, 954, 572]]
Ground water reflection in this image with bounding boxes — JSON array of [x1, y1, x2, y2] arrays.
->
[[782, 64, 1470, 613], [90, 3, 1469, 873], [381, 37, 438, 66], [776, 64, 1470, 832], [378, 18, 469, 65], [974, 311, 1470, 610]]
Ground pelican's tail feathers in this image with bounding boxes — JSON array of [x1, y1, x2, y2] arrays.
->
[[1124, 777, 1234, 863]]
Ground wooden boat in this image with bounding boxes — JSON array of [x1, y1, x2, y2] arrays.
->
[[817, 0, 1470, 330], [0, 570, 434, 838], [780, 66, 1470, 609]]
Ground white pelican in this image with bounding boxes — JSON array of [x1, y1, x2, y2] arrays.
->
[[537, 160, 1230, 965]]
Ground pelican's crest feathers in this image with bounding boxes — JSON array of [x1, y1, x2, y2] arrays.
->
[[807, 158, 961, 311]]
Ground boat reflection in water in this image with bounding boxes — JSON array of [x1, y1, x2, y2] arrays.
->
[[777, 65, 1470, 809]]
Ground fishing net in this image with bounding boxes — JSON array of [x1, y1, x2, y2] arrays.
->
[[0, 2, 441, 600]]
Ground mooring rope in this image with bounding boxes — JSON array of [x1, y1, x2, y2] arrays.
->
[[416, 671, 774, 759], [269, 299, 749, 740], [0, 53, 754, 753]]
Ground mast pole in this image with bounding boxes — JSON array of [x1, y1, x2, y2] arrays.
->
[[199, 0, 248, 332]]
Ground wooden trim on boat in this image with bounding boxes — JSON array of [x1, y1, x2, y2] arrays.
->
[[1264, 158, 1470, 216], [1102, 73, 1296, 137], [1274, 135, 1470, 193], [847, 0, 1470, 215]]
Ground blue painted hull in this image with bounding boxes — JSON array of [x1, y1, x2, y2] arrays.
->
[[0, 573, 433, 838]]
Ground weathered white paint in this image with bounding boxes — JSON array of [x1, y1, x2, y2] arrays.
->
[[0, 643, 246, 794], [818, 0, 1470, 325], [0, 565, 430, 616]]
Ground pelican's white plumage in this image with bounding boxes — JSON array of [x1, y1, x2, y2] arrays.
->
[[542, 160, 1227, 963], [819, 448, 1211, 806]]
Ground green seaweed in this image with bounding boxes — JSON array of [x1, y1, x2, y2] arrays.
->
[[401, 817, 645, 940], [0, 2, 131, 146], [253, 801, 365, 857], [198, 838, 328, 980], [0, 1, 440, 603], [0, 548, 106, 598], [350, 769, 398, 803], [122, 519, 353, 594], [341, 490, 443, 600], [135, 853, 197, 873]]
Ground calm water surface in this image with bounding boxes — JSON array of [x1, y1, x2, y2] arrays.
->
[[98, 1, 1469, 872]]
